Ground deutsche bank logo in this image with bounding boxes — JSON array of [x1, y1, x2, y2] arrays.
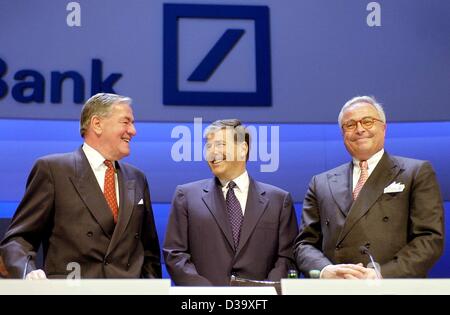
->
[[163, 4, 271, 106]]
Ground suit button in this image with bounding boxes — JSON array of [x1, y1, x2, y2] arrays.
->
[[127, 263, 131, 267], [325, 219, 330, 226], [134, 233, 140, 239], [87, 231, 93, 237], [383, 216, 389, 222], [104, 260, 109, 266]]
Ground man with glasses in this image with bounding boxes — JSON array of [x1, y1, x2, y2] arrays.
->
[[294, 96, 444, 279], [163, 119, 298, 285]]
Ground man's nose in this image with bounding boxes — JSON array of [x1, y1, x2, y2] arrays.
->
[[129, 123, 137, 136], [212, 144, 222, 155], [206, 145, 216, 160], [355, 121, 366, 133]]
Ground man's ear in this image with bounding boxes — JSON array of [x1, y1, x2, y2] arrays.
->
[[91, 116, 103, 136], [240, 142, 249, 161]]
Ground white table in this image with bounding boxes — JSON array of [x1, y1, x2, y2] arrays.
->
[[0, 279, 171, 295], [170, 286, 277, 295], [281, 279, 450, 295], [3, 279, 448, 295]]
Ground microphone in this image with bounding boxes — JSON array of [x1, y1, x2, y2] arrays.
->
[[359, 246, 382, 279], [308, 270, 321, 279], [22, 253, 34, 279]]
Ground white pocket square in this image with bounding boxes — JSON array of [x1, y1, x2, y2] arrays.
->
[[138, 199, 144, 205], [384, 181, 405, 193]]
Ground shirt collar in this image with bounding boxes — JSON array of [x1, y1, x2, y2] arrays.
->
[[352, 148, 384, 171], [219, 170, 250, 192], [82, 142, 110, 171]]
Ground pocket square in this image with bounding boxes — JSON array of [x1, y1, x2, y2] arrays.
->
[[138, 199, 144, 205], [384, 181, 405, 193]]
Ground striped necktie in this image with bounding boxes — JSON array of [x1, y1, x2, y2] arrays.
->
[[353, 160, 368, 200]]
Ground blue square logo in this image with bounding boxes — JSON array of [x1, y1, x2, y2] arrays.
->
[[163, 4, 272, 106]]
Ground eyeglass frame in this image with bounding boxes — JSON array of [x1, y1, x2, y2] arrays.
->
[[341, 116, 385, 131]]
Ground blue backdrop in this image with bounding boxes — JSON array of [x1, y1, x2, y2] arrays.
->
[[1, 0, 450, 122], [0, 119, 448, 277], [0, 0, 449, 278]]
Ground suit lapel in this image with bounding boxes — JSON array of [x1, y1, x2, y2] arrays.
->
[[328, 163, 353, 217], [337, 153, 402, 243], [69, 148, 115, 238], [107, 162, 135, 255], [202, 178, 235, 250], [235, 179, 269, 256]]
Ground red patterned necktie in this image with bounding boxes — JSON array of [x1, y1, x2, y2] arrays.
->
[[104, 160, 118, 223], [353, 160, 368, 200]]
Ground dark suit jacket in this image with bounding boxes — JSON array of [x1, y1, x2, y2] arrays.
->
[[294, 152, 444, 278], [163, 177, 298, 286], [0, 147, 161, 278]]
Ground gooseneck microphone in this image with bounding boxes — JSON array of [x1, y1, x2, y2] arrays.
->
[[22, 253, 34, 279], [359, 246, 382, 279]]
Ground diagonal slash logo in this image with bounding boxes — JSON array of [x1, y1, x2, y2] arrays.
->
[[163, 4, 271, 106], [188, 29, 245, 82]]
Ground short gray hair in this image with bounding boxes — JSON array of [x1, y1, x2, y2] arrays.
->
[[338, 95, 386, 127], [80, 93, 132, 137]]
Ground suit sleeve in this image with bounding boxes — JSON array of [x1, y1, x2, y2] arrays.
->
[[266, 192, 299, 281], [140, 177, 162, 278], [163, 186, 212, 285], [0, 159, 55, 278], [381, 161, 445, 277], [293, 176, 333, 276]]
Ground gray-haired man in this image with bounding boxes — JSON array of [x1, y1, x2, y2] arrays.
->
[[1, 93, 161, 279], [294, 96, 444, 278]]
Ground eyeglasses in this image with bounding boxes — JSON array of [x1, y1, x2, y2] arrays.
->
[[341, 117, 384, 131]]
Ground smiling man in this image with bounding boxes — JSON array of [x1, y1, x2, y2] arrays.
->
[[163, 119, 298, 285], [294, 96, 444, 279], [0, 93, 161, 279]]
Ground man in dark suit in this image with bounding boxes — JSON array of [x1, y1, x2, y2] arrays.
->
[[294, 96, 444, 279], [0, 93, 161, 279], [163, 119, 298, 285]]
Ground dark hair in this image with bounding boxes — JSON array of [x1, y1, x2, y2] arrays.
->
[[205, 119, 250, 161]]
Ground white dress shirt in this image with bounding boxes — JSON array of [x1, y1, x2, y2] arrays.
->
[[82, 143, 120, 205], [352, 149, 384, 191], [219, 170, 250, 215]]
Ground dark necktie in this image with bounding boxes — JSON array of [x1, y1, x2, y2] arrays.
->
[[226, 181, 244, 250], [104, 160, 118, 223]]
